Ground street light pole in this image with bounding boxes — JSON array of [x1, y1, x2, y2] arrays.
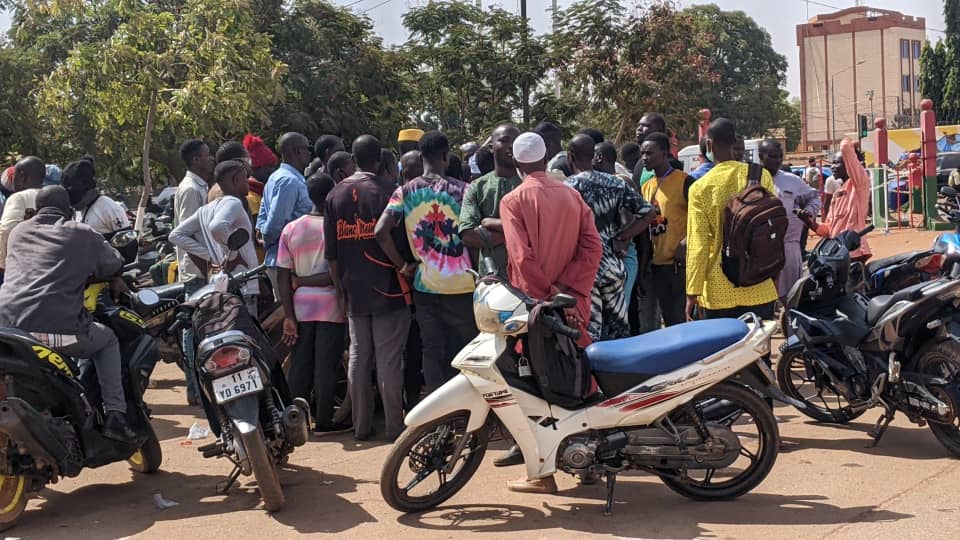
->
[[520, 0, 529, 128], [865, 89, 875, 125], [829, 60, 865, 151]]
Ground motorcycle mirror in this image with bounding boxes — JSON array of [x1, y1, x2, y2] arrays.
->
[[110, 229, 139, 248], [226, 229, 250, 251], [551, 293, 577, 310], [941, 186, 959, 199], [136, 289, 161, 307]]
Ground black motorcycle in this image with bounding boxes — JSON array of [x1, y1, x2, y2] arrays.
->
[[778, 224, 960, 455], [175, 230, 308, 512], [0, 283, 163, 531]]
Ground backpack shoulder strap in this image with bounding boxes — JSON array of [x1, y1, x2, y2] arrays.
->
[[747, 163, 763, 187]]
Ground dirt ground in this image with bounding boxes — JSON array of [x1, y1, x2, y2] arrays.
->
[[12, 228, 960, 540]]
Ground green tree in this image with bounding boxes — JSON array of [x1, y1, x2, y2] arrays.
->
[[777, 94, 802, 152], [684, 4, 788, 139], [34, 0, 285, 201], [0, 47, 45, 160], [942, 0, 960, 118], [550, 0, 715, 142], [402, 0, 547, 142], [920, 40, 946, 109], [268, 0, 412, 146]]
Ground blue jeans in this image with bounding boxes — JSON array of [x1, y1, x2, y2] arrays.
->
[[181, 278, 205, 402], [623, 244, 638, 307]]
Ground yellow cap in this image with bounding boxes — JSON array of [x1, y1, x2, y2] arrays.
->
[[398, 128, 425, 143]]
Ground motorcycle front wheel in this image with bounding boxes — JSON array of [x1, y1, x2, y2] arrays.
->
[[776, 348, 866, 424], [659, 381, 779, 500], [240, 426, 285, 512], [128, 425, 162, 474], [917, 340, 960, 457], [380, 411, 489, 513]]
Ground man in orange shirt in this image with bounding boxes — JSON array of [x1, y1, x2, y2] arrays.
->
[[499, 132, 602, 494]]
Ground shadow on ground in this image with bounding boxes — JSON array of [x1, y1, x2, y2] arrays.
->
[[781, 419, 952, 460], [397, 487, 911, 538], [17, 464, 375, 538]]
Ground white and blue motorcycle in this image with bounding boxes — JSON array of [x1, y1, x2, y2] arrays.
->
[[381, 259, 797, 515]]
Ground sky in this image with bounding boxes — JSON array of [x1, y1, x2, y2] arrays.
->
[[0, 0, 947, 98]]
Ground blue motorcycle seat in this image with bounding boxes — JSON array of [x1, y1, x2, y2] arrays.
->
[[586, 319, 750, 375]]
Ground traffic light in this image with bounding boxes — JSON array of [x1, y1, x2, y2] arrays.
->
[[858, 114, 869, 139]]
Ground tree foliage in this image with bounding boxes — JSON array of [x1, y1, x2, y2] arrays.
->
[[269, 0, 411, 145], [550, 0, 715, 142], [34, 0, 285, 185], [401, 0, 547, 141], [684, 4, 788, 139], [920, 40, 946, 110], [0, 0, 804, 186]]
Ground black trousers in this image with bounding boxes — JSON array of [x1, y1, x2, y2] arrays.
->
[[404, 311, 424, 411], [703, 301, 776, 321], [651, 264, 687, 327], [287, 321, 347, 429], [413, 291, 477, 392]]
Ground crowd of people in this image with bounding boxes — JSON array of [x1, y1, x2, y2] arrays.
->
[[0, 111, 872, 490]]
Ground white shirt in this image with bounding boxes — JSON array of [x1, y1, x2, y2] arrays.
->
[[824, 175, 842, 195], [169, 196, 258, 295], [173, 172, 210, 283], [0, 189, 38, 268], [77, 195, 130, 236]]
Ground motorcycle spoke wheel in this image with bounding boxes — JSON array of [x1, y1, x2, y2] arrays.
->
[[381, 411, 488, 513], [660, 382, 779, 501], [776, 348, 865, 424], [917, 341, 960, 457]]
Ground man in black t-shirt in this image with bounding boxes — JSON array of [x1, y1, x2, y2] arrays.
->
[[324, 135, 410, 442]]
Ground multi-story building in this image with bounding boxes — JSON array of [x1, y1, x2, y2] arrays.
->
[[796, 6, 926, 151]]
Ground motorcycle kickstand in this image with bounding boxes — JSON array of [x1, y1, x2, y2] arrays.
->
[[867, 401, 896, 448], [218, 464, 242, 495], [603, 471, 618, 517]]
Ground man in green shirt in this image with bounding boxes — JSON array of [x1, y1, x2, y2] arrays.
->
[[459, 124, 522, 278]]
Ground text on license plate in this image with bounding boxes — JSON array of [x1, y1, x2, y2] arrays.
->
[[212, 368, 263, 403]]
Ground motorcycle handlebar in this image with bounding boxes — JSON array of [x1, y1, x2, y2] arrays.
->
[[542, 314, 581, 342], [856, 225, 875, 237]]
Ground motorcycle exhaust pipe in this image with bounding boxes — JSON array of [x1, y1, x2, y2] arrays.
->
[[282, 404, 309, 447]]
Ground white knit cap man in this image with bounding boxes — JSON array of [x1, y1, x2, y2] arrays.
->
[[512, 132, 547, 165]]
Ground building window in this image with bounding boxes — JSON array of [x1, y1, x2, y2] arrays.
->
[[901, 39, 910, 58], [916, 77, 921, 92], [913, 40, 921, 59], [903, 75, 911, 92]]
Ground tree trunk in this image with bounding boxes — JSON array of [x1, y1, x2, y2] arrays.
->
[[135, 91, 158, 233]]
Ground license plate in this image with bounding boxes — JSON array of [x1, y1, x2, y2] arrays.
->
[[212, 368, 262, 404]]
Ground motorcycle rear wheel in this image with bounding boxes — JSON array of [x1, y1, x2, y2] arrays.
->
[[776, 348, 866, 424], [128, 426, 162, 474], [380, 411, 489, 513], [240, 426, 285, 512], [659, 381, 779, 501], [917, 340, 960, 457]]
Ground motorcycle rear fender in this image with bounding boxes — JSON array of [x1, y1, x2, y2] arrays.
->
[[405, 374, 490, 433], [223, 395, 260, 435]]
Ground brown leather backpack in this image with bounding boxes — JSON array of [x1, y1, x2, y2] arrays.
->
[[721, 163, 788, 287]]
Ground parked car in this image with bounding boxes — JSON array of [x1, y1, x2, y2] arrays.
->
[[937, 152, 960, 189]]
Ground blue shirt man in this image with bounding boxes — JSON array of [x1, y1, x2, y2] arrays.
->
[[257, 134, 314, 267]]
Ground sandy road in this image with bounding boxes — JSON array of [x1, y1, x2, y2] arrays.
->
[[11, 228, 960, 539]]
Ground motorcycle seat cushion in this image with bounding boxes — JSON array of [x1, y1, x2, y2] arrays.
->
[[146, 282, 185, 300], [865, 251, 923, 277], [866, 280, 928, 325], [586, 319, 749, 375]]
